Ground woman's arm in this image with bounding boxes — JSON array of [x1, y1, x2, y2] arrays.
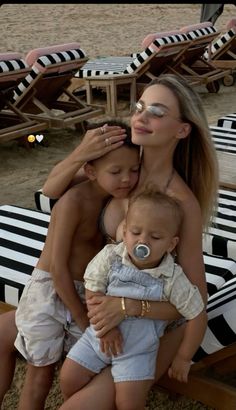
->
[[177, 196, 208, 304], [42, 125, 126, 199], [87, 295, 181, 337]]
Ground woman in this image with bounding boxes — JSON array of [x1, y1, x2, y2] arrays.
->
[[0, 74, 219, 409], [48, 75, 218, 410]]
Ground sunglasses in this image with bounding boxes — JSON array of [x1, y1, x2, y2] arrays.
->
[[133, 101, 181, 121]]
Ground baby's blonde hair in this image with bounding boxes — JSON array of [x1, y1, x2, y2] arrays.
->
[[127, 187, 184, 236]]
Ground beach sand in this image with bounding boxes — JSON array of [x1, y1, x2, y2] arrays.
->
[[1, 3, 236, 409], [0, 3, 236, 208]]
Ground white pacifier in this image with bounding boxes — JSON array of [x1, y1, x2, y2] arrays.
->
[[133, 244, 151, 260]]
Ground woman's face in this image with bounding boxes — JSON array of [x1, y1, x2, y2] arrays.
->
[[131, 84, 184, 147]]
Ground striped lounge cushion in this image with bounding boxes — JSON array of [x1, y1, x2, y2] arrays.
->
[[184, 25, 217, 41], [0, 204, 236, 362], [34, 190, 57, 214], [210, 27, 236, 56], [35, 188, 236, 260], [12, 46, 87, 103], [77, 33, 188, 78], [217, 114, 236, 130], [193, 275, 236, 361], [203, 188, 236, 260], [0, 58, 28, 73], [0, 205, 49, 306], [204, 27, 236, 60], [210, 125, 236, 154]]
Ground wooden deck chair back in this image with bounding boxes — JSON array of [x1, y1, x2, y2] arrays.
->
[[0, 53, 48, 143], [11, 43, 104, 129]]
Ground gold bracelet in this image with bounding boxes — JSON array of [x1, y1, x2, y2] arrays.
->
[[139, 300, 151, 318], [121, 297, 128, 319]]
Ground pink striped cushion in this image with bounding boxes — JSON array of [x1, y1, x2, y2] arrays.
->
[[180, 21, 213, 33], [0, 52, 23, 61], [25, 42, 81, 66], [142, 30, 182, 49]]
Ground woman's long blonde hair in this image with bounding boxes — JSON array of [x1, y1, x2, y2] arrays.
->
[[145, 74, 219, 229]]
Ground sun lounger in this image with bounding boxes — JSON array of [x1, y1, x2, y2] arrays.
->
[[205, 19, 236, 86], [76, 32, 191, 116], [0, 52, 48, 143], [169, 22, 231, 92], [9, 43, 104, 129]]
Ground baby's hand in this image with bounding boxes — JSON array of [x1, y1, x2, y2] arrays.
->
[[168, 354, 191, 383], [99, 327, 123, 357]]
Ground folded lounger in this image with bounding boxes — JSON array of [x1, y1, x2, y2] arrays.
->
[[75, 32, 191, 116], [0, 52, 48, 143], [9, 43, 104, 130]]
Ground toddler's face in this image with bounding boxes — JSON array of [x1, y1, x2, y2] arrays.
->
[[123, 200, 178, 269]]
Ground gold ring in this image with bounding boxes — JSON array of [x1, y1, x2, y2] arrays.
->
[[101, 127, 105, 134]]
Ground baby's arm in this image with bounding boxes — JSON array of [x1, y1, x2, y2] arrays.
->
[[86, 289, 123, 357], [168, 310, 207, 383], [167, 265, 207, 383]]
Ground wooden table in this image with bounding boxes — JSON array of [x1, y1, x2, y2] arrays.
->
[[217, 152, 236, 189]]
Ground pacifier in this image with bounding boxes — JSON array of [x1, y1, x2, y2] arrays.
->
[[133, 243, 151, 260]]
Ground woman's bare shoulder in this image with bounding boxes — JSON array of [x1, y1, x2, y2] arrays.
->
[[168, 172, 201, 216]]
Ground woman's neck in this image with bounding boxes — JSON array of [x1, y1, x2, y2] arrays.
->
[[139, 146, 175, 192]]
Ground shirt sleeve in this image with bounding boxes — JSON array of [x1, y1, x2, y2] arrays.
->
[[164, 264, 205, 320], [84, 244, 114, 293]]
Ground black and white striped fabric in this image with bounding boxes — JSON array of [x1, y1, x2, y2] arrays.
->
[[184, 25, 217, 41], [34, 187, 236, 260], [217, 114, 236, 130], [0, 205, 50, 306], [12, 47, 87, 103], [34, 190, 57, 214], [0, 204, 236, 363], [77, 34, 188, 78], [193, 274, 236, 361], [0, 58, 28, 73], [204, 28, 236, 60], [203, 188, 236, 260], [210, 125, 236, 154]]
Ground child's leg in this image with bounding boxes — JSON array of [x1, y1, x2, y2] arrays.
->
[[18, 362, 55, 410], [115, 380, 153, 410], [0, 310, 18, 406], [60, 357, 97, 400]]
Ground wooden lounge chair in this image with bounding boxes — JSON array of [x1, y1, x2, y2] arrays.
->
[[75, 32, 191, 116], [205, 18, 236, 87], [9, 43, 104, 129], [166, 22, 231, 93], [0, 52, 48, 143]]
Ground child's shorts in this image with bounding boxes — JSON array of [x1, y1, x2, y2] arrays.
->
[[14, 268, 85, 366], [67, 317, 162, 382]]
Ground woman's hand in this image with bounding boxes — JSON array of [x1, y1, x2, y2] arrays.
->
[[75, 124, 127, 164], [87, 295, 124, 337]]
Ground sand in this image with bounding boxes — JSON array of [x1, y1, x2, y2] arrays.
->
[[0, 3, 236, 208]]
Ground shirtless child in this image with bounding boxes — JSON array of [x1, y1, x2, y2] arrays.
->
[[14, 120, 140, 410]]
